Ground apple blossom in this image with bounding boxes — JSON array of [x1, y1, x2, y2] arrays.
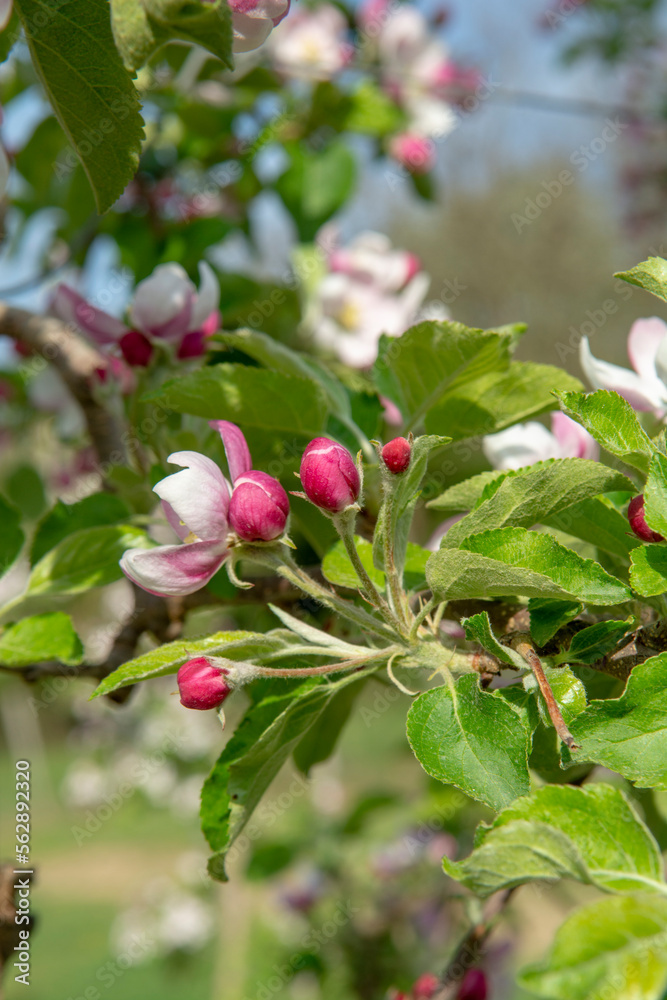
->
[[309, 232, 430, 367], [628, 494, 664, 543], [177, 658, 232, 710], [579, 317, 667, 413], [457, 969, 488, 1000], [0, 0, 11, 30], [268, 5, 353, 80], [382, 437, 411, 473], [228, 470, 289, 541], [229, 0, 291, 53], [412, 972, 439, 999], [53, 261, 220, 369], [120, 422, 288, 596], [300, 437, 360, 513], [483, 412, 598, 470]]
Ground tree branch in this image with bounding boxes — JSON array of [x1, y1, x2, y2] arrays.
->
[[0, 303, 127, 468], [432, 889, 513, 1000]]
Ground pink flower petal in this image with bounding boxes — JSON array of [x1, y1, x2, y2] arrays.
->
[[120, 540, 228, 596], [162, 500, 190, 540], [550, 411, 599, 461], [627, 317, 667, 383], [153, 451, 230, 541], [210, 420, 253, 482], [52, 285, 128, 345]]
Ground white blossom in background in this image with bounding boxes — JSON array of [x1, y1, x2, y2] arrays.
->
[[579, 317, 667, 414], [307, 231, 431, 367], [375, 5, 458, 140], [0, 0, 12, 29], [268, 4, 353, 80], [229, 0, 291, 53], [483, 412, 599, 471]]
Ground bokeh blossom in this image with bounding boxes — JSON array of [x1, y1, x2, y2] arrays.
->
[[579, 317, 667, 414], [483, 411, 598, 470], [268, 4, 353, 80]]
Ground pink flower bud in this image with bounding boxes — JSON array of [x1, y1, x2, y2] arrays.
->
[[229, 470, 289, 541], [457, 969, 488, 1000], [177, 330, 207, 360], [177, 657, 231, 710], [413, 973, 439, 999], [628, 494, 665, 543], [382, 437, 411, 474], [119, 330, 153, 367], [389, 133, 436, 175], [300, 438, 360, 513]]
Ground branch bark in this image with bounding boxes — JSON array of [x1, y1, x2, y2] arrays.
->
[[0, 303, 127, 468]]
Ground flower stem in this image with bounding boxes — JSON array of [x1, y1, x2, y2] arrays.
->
[[256, 650, 390, 678], [409, 594, 439, 642]]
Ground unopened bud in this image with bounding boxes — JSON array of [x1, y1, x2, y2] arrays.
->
[[229, 471, 289, 541], [628, 494, 664, 543], [119, 330, 153, 367], [413, 973, 439, 999], [457, 968, 488, 1000], [382, 437, 411, 474], [300, 437, 360, 513], [177, 657, 232, 710]]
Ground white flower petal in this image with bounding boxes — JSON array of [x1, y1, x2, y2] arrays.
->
[[580, 336, 666, 412], [189, 261, 220, 331], [483, 423, 559, 471], [153, 451, 230, 541], [121, 540, 228, 597]]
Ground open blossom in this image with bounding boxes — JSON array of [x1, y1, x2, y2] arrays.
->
[[120, 421, 288, 597], [268, 4, 352, 80], [483, 412, 598, 471], [53, 261, 220, 370], [309, 232, 430, 367], [229, 0, 291, 53], [580, 317, 667, 413]]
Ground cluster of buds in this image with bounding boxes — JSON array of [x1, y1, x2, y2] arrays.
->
[[628, 494, 665, 544]]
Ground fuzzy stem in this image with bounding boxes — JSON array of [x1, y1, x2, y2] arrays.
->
[[409, 594, 439, 642], [256, 650, 389, 677], [332, 509, 406, 636], [511, 637, 579, 750], [381, 489, 412, 631]]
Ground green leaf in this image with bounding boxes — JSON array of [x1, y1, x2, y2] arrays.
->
[[519, 892, 667, 1000], [0, 494, 24, 577], [202, 668, 373, 880], [373, 321, 512, 432], [344, 79, 404, 136], [441, 459, 634, 549], [443, 784, 664, 898], [553, 619, 634, 665], [92, 631, 284, 697], [144, 364, 329, 436], [5, 465, 46, 520], [557, 390, 654, 474], [14, 0, 144, 213], [644, 452, 667, 537], [9, 526, 153, 609], [615, 256, 667, 302], [0, 613, 83, 667], [462, 612, 526, 669], [424, 362, 583, 441], [570, 653, 667, 789], [630, 545, 667, 597], [427, 470, 504, 513], [373, 434, 450, 577], [492, 684, 541, 738], [293, 679, 365, 775], [544, 496, 639, 560], [427, 527, 632, 605], [529, 598, 583, 647], [31, 494, 131, 564], [275, 141, 356, 240], [406, 674, 531, 811], [524, 665, 587, 728], [111, 0, 233, 73]]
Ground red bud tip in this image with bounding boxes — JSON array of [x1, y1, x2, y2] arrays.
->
[[229, 471, 289, 541], [628, 494, 664, 543], [119, 330, 153, 367], [382, 437, 411, 474], [413, 973, 439, 999], [300, 437, 360, 513], [177, 657, 231, 710]]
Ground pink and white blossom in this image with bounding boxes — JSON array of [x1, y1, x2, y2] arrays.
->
[[483, 412, 598, 471], [388, 132, 436, 174], [229, 0, 291, 53], [300, 437, 360, 513], [52, 261, 220, 374], [579, 318, 667, 413], [120, 422, 288, 596], [268, 5, 352, 80], [309, 232, 430, 367]]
